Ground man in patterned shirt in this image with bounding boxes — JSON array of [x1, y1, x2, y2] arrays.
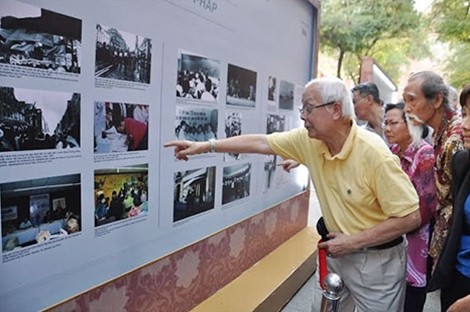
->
[[402, 71, 464, 279]]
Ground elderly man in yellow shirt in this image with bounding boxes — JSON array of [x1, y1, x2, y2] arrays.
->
[[165, 77, 421, 311]]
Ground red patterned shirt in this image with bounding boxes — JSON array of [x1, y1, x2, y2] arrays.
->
[[429, 110, 463, 266]]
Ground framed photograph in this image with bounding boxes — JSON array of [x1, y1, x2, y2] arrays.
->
[[95, 23, 152, 83], [173, 166, 216, 222], [0, 87, 80, 152], [0, 0, 82, 73], [226, 64, 257, 107], [176, 50, 220, 102]]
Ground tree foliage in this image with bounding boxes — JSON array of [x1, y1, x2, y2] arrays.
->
[[430, 0, 470, 88], [320, 0, 425, 82]]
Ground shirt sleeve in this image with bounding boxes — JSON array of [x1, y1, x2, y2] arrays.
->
[[374, 156, 420, 217]]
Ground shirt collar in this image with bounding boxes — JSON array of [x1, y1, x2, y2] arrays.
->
[[320, 120, 356, 160]]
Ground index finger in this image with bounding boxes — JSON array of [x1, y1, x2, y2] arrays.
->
[[163, 140, 183, 148]]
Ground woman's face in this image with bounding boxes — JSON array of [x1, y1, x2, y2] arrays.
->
[[384, 108, 409, 145]]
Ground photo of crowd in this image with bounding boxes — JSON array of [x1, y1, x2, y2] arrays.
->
[[279, 80, 294, 110], [0, 86, 80, 152], [94, 165, 148, 227], [226, 64, 257, 107], [95, 23, 151, 83], [222, 163, 251, 205], [94, 101, 149, 153], [176, 50, 220, 102], [175, 106, 217, 141], [224, 111, 242, 161], [1, 174, 82, 252], [0, 0, 81, 73], [173, 166, 216, 222]]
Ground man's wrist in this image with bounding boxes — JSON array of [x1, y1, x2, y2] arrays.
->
[[208, 138, 217, 153]]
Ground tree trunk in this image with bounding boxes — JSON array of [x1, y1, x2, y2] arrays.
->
[[337, 50, 344, 78]]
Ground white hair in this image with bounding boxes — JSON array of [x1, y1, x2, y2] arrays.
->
[[305, 77, 356, 119]]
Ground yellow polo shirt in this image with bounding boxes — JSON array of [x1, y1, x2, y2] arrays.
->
[[267, 121, 419, 235]]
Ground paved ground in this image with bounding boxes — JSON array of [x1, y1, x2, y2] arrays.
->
[[281, 188, 440, 312]]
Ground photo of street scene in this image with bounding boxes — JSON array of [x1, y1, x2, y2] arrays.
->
[[95, 24, 151, 83], [222, 163, 251, 205], [279, 80, 294, 110], [0, 86, 80, 152], [94, 101, 148, 153], [176, 50, 220, 102], [226, 64, 257, 107], [173, 166, 216, 222], [0, 0, 81, 73], [94, 164, 148, 227], [175, 106, 217, 141], [1, 174, 81, 252]]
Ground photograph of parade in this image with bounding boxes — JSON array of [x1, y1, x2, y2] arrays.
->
[[0, 86, 80, 152], [94, 101, 148, 153], [95, 23, 151, 84], [94, 164, 148, 227], [175, 106, 217, 141], [222, 163, 251, 205], [226, 64, 257, 107], [1, 174, 81, 252], [173, 166, 216, 222], [0, 0, 81, 73], [176, 50, 220, 102], [224, 111, 242, 161], [279, 80, 294, 110]]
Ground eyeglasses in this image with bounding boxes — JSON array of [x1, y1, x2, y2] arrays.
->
[[299, 101, 336, 115], [382, 120, 406, 127]]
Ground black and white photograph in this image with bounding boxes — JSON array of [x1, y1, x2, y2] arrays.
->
[[226, 64, 257, 107], [224, 111, 242, 161], [176, 50, 220, 102], [173, 166, 216, 222], [267, 75, 278, 110], [0, 86, 80, 152], [263, 154, 277, 193], [0, 0, 81, 73], [175, 106, 217, 141], [95, 24, 151, 84], [1, 174, 81, 253], [94, 165, 148, 227], [222, 163, 251, 205], [279, 80, 294, 110], [94, 101, 148, 153], [266, 114, 285, 134]]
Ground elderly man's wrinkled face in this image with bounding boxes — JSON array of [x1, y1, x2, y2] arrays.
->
[[300, 87, 335, 139], [403, 78, 435, 125]]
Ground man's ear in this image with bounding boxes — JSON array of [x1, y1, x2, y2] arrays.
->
[[432, 92, 444, 109], [331, 102, 343, 120]]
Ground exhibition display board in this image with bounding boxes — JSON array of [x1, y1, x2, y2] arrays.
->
[[0, 0, 318, 310]]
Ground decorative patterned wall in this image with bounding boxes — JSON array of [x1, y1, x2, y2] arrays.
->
[[49, 191, 309, 312]]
